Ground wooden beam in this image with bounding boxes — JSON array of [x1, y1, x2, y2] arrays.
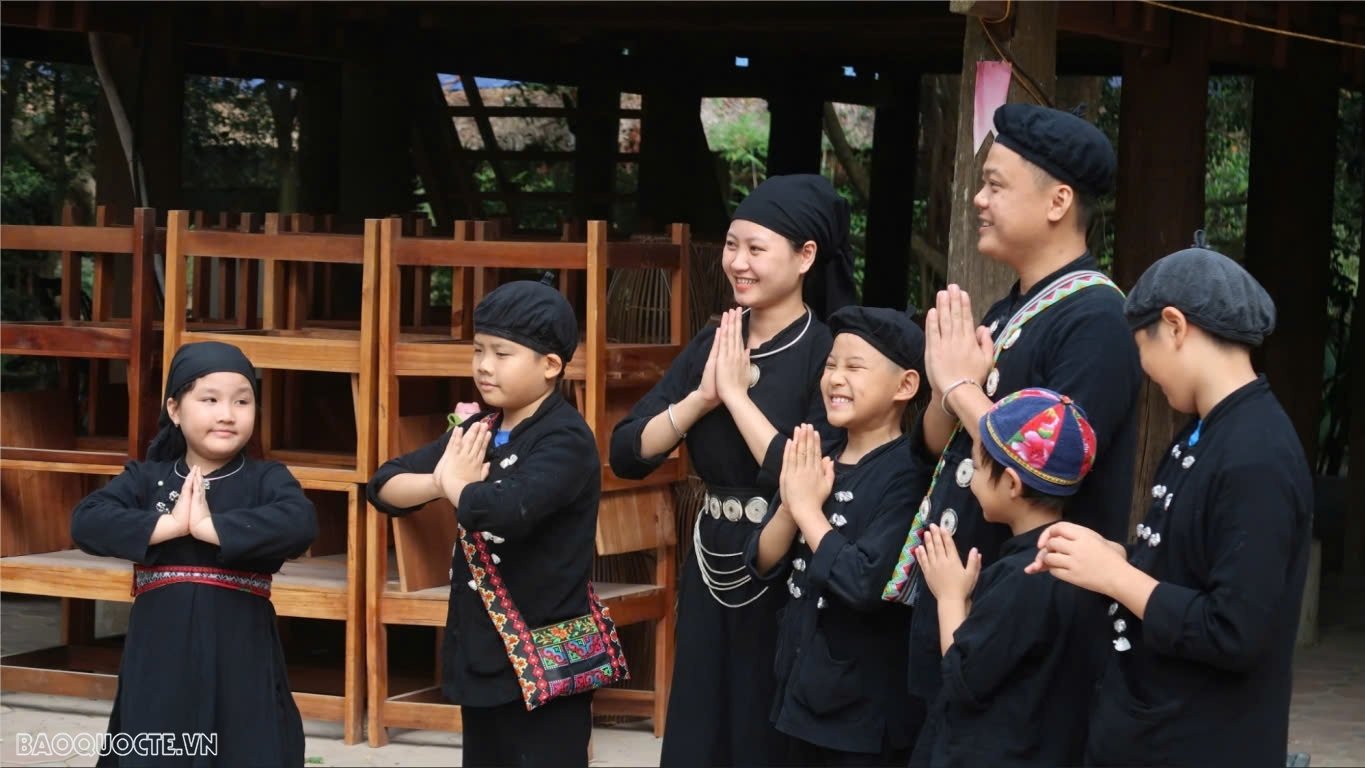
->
[[572, 83, 620, 222], [458, 73, 521, 224], [766, 66, 825, 176], [946, 2, 1058, 313], [1113, 14, 1209, 534]]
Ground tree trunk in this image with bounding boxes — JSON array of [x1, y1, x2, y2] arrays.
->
[[946, 3, 1058, 315]]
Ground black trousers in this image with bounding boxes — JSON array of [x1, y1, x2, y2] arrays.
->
[[460, 693, 592, 768]]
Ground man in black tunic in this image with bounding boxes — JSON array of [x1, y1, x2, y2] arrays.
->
[[889, 104, 1143, 740], [1026, 240, 1312, 768]]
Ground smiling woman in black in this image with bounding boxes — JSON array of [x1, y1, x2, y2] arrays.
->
[[611, 174, 847, 767]]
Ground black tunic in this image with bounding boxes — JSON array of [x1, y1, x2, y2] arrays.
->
[[1086, 376, 1311, 768], [367, 392, 600, 708], [911, 525, 1103, 768], [69, 456, 317, 768], [907, 253, 1141, 709], [744, 435, 926, 757], [610, 310, 833, 768]]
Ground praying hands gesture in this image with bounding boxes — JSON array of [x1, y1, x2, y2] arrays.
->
[[780, 424, 834, 549], [917, 523, 982, 655], [713, 308, 753, 408], [916, 524, 981, 603], [924, 285, 995, 396], [433, 420, 492, 507], [185, 466, 220, 545]]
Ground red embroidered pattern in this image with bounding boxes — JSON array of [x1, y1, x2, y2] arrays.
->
[[460, 526, 629, 711], [132, 564, 272, 599]]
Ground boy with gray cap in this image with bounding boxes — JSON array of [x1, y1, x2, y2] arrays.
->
[[1025, 233, 1312, 768]]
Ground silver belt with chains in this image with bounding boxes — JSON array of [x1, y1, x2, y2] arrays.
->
[[692, 510, 769, 609]]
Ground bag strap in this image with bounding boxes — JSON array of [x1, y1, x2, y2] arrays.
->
[[881, 270, 1123, 604]]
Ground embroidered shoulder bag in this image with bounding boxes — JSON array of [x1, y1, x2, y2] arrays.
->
[[458, 524, 630, 710]]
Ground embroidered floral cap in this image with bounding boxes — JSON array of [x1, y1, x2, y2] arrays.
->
[[979, 387, 1097, 497]]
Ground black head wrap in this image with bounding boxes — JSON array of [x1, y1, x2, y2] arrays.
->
[[828, 305, 926, 376], [473, 276, 579, 364], [145, 341, 259, 462], [732, 174, 856, 318]]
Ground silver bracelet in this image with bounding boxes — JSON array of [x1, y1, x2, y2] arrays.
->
[[940, 378, 980, 419], [667, 403, 687, 439]]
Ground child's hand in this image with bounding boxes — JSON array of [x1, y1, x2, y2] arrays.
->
[[780, 424, 833, 520], [187, 467, 220, 545], [166, 469, 194, 537], [434, 421, 492, 504], [713, 309, 752, 406], [916, 524, 981, 602], [188, 467, 211, 526], [1024, 521, 1127, 594]]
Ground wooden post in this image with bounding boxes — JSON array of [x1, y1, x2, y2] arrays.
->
[[767, 72, 825, 176], [1346, 117, 1365, 586], [946, 1, 1058, 314], [297, 65, 343, 218], [339, 41, 417, 225], [863, 74, 922, 310], [1244, 46, 1339, 467], [92, 23, 184, 316], [637, 57, 729, 239], [1113, 14, 1209, 533], [573, 83, 619, 223]]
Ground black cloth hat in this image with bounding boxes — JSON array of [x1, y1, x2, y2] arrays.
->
[[993, 104, 1116, 197], [473, 277, 579, 363], [1124, 231, 1276, 347], [828, 305, 926, 375], [146, 341, 259, 462], [733, 173, 857, 318]]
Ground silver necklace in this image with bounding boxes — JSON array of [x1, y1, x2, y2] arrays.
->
[[741, 305, 814, 388], [175, 455, 246, 490]]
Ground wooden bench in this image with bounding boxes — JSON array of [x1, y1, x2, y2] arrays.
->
[[364, 219, 688, 745]]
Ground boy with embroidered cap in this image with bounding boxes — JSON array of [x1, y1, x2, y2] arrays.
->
[[747, 305, 930, 766], [886, 104, 1142, 742], [367, 277, 612, 768], [1026, 236, 1311, 768], [911, 387, 1102, 768]]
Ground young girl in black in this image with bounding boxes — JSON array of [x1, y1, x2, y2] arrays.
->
[[72, 341, 317, 766]]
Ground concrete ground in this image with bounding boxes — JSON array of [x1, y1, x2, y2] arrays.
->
[[2, 584, 1362, 767]]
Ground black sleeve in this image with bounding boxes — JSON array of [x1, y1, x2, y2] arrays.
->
[[806, 467, 924, 611], [366, 428, 456, 517], [608, 326, 711, 480], [756, 335, 835, 488], [457, 425, 599, 542], [70, 462, 162, 563], [1037, 293, 1141, 461], [1142, 460, 1305, 671], [743, 490, 794, 582], [941, 570, 1053, 709], [214, 462, 318, 563]]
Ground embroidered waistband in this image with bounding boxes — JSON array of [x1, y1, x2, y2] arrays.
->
[[132, 564, 272, 599]]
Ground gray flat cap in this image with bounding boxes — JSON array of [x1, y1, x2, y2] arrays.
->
[[1124, 231, 1276, 347]]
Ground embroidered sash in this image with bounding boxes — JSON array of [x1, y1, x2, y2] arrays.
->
[[881, 270, 1122, 604]]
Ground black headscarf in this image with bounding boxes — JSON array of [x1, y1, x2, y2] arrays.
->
[[145, 341, 259, 462], [732, 174, 856, 318]]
